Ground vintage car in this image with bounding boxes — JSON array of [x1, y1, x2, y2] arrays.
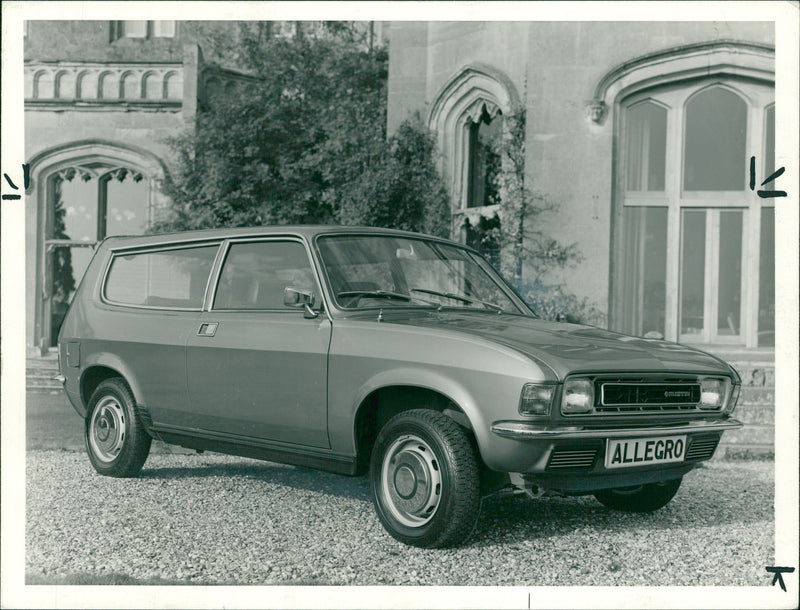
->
[[57, 226, 743, 547]]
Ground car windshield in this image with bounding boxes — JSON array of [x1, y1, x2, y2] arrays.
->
[[316, 234, 527, 314]]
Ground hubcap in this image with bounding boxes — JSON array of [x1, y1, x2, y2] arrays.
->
[[381, 434, 442, 527], [89, 396, 126, 463]]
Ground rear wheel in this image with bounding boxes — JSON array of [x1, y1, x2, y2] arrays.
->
[[85, 377, 151, 477], [370, 410, 480, 548], [593, 478, 682, 512]]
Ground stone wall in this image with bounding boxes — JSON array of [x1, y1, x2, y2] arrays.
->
[[25, 63, 184, 103], [718, 361, 775, 457]]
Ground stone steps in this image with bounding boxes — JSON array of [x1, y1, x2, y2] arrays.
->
[[27, 355, 61, 392]]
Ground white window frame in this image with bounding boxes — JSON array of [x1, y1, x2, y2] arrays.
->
[[113, 21, 177, 40], [120, 21, 147, 38], [152, 21, 176, 38], [617, 79, 775, 348]]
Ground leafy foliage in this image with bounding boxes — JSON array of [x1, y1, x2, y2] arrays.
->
[[519, 278, 606, 326], [465, 105, 604, 324], [154, 25, 448, 236]]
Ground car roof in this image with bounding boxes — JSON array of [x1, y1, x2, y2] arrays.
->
[[101, 225, 461, 251]]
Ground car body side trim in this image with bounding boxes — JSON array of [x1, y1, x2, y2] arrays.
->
[[153, 424, 356, 474], [490, 418, 743, 440]]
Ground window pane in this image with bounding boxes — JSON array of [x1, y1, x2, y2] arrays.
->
[[764, 105, 775, 180], [152, 21, 175, 37], [467, 108, 501, 208], [619, 207, 668, 338], [716, 210, 743, 335], [680, 209, 706, 336], [105, 246, 218, 308], [684, 87, 747, 190], [55, 176, 98, 242], [626, 102, 666, 191], [49, 246, 94, 346], [121, 21, 147, 38], [400, 243, 515, 310], [464, 214, 502, 270], [104, 172, 150, 236], [758, 207, 775, 347], [214, 242, 315, 310]]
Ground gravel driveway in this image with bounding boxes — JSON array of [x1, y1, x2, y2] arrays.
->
[[26, 449, 774, 586]]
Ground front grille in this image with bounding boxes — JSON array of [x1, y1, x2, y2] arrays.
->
[[547, 448, 598, 470], [601, 383, 700, 406], [685, 436, 720, 461], [564, 374, 719, 416]]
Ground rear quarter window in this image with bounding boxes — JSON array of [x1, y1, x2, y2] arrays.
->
[[104, 244, 219, 309]]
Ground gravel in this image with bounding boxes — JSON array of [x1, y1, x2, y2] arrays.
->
[[26, 450, 774, 586]]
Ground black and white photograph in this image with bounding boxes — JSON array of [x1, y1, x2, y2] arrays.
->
[[1, 1, 798, 608]]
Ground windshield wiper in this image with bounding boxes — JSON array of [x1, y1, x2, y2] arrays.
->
[[410, 288, 504, 313], [338, 290, 442, 309], [338, 290, 412, 302]]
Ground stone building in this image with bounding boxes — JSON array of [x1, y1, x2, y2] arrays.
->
[[386, 22, 776, 454]]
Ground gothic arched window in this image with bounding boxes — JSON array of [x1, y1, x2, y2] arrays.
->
[[617, 80, 774, 347], [467, 106, 502, 209]]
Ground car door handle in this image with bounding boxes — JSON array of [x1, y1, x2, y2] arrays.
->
[[197, 322, 218, 337]]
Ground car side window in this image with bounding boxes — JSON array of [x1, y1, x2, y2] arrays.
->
[[104, 244, 219, 309], [213, 240, 317, 310]]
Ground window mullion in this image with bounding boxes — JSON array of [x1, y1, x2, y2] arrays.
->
[[705, 210, 719, 343], [96, 175, 105, 241], [744, 104, 767, 347], [664, 102, 683, 342], [740, 210, 754, 347]]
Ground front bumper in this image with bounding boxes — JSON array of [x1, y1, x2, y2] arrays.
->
[[479, 417, 743, 489], [490, 417, 743, 440]]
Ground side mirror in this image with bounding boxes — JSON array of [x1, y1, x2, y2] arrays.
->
[[284, 287, 318, 318]]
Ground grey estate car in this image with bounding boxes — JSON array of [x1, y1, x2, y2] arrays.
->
[[58, 226, 743, 547]]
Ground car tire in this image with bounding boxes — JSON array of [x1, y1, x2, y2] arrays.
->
[[370, 409, 480, 548], [593, 477, 682, 512], [85, 377, 152, 477]]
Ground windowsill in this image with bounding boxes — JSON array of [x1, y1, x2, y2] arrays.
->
[[454, 204, 501, 217]]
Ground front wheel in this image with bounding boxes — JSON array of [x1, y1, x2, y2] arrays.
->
[[370, 410, 480, 548], [593, 477, 682, 512], [85, 377, 152, 477]]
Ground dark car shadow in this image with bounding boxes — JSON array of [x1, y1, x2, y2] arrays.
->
[[138, 456, 771, 545], [469, 474, 773, 548], [139, 460, 373, 503]]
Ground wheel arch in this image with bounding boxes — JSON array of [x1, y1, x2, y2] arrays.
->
[[351, 370, 487, 475], [79, 354, 144, 411]]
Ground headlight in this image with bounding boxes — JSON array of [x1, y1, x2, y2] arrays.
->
[[724, 383, 741, 414], [561, 378, 594, 414], [519, 383, 556, 416], [699, 377, 730, 410]]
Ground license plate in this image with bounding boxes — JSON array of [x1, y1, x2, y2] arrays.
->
[[605, 435, 687, 469]]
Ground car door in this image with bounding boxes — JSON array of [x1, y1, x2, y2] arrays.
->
[[185, 237, 332, 448], [99, 241, 222, 428]]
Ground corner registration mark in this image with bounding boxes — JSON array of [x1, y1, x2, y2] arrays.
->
[[605, 435, 687, 469]]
